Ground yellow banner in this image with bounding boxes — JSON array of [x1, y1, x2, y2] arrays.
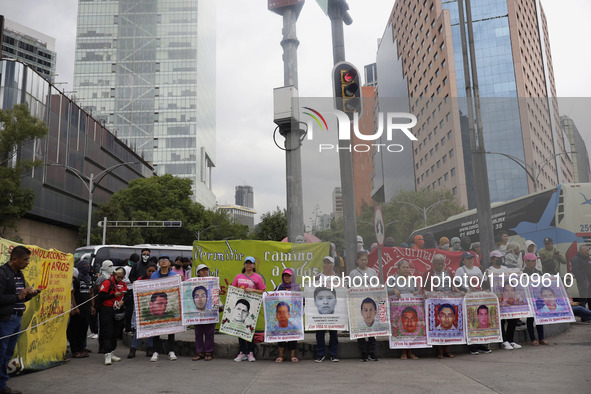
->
[[0, 238, 73, 372], [192, 240, 329, 330]]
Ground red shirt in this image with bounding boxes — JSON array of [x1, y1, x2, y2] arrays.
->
[[99, 277, 127, 307]]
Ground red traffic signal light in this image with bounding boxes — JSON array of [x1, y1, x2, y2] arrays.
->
[[333, 62, 361, 114]]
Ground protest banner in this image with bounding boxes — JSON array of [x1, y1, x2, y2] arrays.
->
[[0, 238, 73, 373], [263, 291, 304, 343], [529, 276, 575, 325], [192, 240, 329, 330], [347, 287, 390, 339], [181, 277, 220, 326], [463, 291, 502, 345], [491, 276, 532, 319], [389, 296, 431, 349], [134, 275, 184, 339], [304, 285, 349, 331], [368, 247, 479, 284], [220, 286, 263, 341], [426, 293, 465, 345]]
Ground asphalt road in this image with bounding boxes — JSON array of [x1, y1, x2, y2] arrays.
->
[[8, 322, 591, 394]]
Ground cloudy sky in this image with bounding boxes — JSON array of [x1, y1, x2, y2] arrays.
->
[[4, 0, 591, 226]]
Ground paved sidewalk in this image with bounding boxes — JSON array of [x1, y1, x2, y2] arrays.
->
[[7, 322, 590, 393]]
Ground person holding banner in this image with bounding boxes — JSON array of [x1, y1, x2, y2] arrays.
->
[[390, 260, 420, 360], [274, 268, 301, 363], [314, 257, 340, 363], [231, 256, 266, 362], [192, 264, 217, 362], [522, 253, 548, 345], [0, 246, 40, 394], [149, 256, 179, 362], [351, 252, 379, 362], [98, 267, 127, 365], [127, 263, 157, 359], [454, 252, 482, 292]]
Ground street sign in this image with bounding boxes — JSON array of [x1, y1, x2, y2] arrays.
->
[[315, 0, 328, 15], [374, 205, 385, 246]]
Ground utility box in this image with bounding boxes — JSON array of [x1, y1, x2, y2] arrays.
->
[[273, 85, 299, 126]]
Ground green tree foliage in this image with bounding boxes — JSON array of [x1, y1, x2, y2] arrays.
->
[[81, 174, 249, 245], [0, 104, 48, 235], [250, 207, 287, 241], [356, 189, 465, 247]]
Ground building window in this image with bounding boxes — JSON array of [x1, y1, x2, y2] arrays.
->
[[451, 167, 456, 176], [449, 148, 454, 158], [452, 186, 457, 195]]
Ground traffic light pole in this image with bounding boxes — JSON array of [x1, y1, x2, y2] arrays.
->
[[270, 2, 305, 242], [328, 0, 358, 274]]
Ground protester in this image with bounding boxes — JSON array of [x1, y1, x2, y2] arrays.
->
[[181, 257, 192, 279], [123, 253, 139, 333], [350, 252, 379, 362], [423, 233, 436, 249], [413, 235, 425, 249], [273, 268, 301, 363], [570, 245, 591, 309], [522, 253, 549, 345], [68, 260, 94, 358], [0, 246, 40, 393], [384, 237, 396, 248], [504, 242, 521, 269], [498, 231, 510, 251], [98, 266, 127, 365], [390, 260, 420, 360], [192, 264, 218, 361], [450, 237, 461, 251], [454, 252, 482, 292], [129, 248, 152, 282], [314, 258, 340, 363], [231, 256, 266, 362], [438, 237, 450, 251], [149, 256, 179, 362], [422, 254, 458, 294], [127, 263, 157, 358], [538, 237, 565, 275], [460, 236, 472, 252]]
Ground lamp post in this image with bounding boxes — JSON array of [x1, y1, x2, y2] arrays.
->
[[484, 151, 574, 192], [392, 199, 454, 228], [195, 225, 218, 241], [47, 161, 138, 246]]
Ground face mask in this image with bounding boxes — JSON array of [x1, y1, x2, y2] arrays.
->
[[142, 255, 150, 262], [440, 244, 449, 250]]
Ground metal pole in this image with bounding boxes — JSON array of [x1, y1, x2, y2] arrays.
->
[[102, 217, 107, 245], [329, 0, 357, 274], [86, 173, 94, 246]]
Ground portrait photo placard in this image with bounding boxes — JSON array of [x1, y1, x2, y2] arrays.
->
[[263, 291, 304, 343], [389, 296, 430, 349], [528, 277, 575, 325], [304, 286, 349, 331], [134, 275, 184, 339], [426, 294, 465, 345], [464, 291, 502, 345], [348, 287, 390, 339], [491, 275, 532, 319], [220, 286, 263, 341], [181, 277, 220, 326]]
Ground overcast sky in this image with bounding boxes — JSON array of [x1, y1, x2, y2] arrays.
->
[[4, 0, 591, 226]]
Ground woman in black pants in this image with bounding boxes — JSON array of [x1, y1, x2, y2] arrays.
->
[[97, 267, 127, 365]]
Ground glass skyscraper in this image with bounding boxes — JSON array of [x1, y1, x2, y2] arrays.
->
[[73, 0, 216, 207]]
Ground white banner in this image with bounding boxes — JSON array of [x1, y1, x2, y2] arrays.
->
[[263, 291, 304, 343], [181, 277, 220, 325]]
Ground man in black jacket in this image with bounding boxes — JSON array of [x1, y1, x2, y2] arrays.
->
[[571, 245, 591, 309], [0, 246, 40, 394]]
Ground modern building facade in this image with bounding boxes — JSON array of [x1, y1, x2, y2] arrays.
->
[[332, 187, 343, 220], [217, 205, 256, 229], [377, 0, 573, 209], [73, 0, 216, 207], [561, 115, 590, 183], [0, 16, 57, 82], [235, 185, 254, 209], [0, 60, 153, 251]]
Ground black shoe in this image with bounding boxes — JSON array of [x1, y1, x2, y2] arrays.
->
[[146, 348, 154, 357], [367, 353, 378, 361], [330, 356, 340, 362], [315, 355, 325, 363], [127, 348, 136, 359], [478, 346, 492, 354]]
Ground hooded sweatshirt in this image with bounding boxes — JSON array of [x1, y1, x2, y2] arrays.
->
[[274, 268, 302, 291], [522, 240, 542, 271]]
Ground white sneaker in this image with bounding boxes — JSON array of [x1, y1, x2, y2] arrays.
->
[[233, 352, 248, 362], [247, 352, 256, 362], [104, 353, 112, 365], [150, 352, 159, 362], [510, 342, 522, 349], [90, 333, 99, 339], [500, 341, 513, 350], [110, 353, 121, 362], [168, 351, 177, 361]]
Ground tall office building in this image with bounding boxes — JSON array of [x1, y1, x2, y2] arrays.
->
[[0, 16, 57, 81], [73, 0, 216, 207], [561, 115, 590, 183], [377, 0, 573, 208], [235, 185, 254, 209]]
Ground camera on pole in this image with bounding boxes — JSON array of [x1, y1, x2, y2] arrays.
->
[[333, 61, 361, 114]]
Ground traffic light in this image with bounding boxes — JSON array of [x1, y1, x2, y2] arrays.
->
[[333, 61, 362, 114]]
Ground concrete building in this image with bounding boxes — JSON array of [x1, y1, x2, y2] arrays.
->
[[0, 16, 56, 82], [73, 0, 216, 207], [217, 205, 256, 229], [235, 185, 254, 209], [0, 60, 153, 252], [561, 115, 590, 183], [332, 187, 343, 220], [378, 0, 573, 209]]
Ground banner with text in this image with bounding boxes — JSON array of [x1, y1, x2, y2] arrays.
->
[[0, 238, 73, 373], [529, 277, 575, 325], [181, 277, 220, 326], [348, 287, 390, 339], [464, 291, 502, 345], [426, 293, 465, 345], [134, 275, 184, 339], [388, 296, 431, 349], [220, 286, 263, 341], [304, 285, 349, 331], [491, 275, 532, 319], [263, 291, 304, 343]]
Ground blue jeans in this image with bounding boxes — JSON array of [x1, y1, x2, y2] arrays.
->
[[0, 315, 22, 389], [315, 330, 338, 357], [572, 305, 591, 321]]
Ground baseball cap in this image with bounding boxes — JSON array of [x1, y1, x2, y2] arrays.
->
[[196, 263, 209, 272], [524, 253, 537, 261], [158, 255, 170, 261], [489, 250, 504, 258], [543, 237, 553, 244], [323, 256, 335, 265], [461, 252, 474, 259], [244, 256, 256, 264]]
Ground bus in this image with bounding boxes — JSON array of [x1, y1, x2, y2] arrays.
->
[[74, 244, 193, 273], [410, 183, 591, 278]]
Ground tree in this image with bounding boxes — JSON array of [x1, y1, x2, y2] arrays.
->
[[0, 104, 48, 235], [250, 208, 287, 241], [82, 174, 249, 245], [357, 189, 465, 247]]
